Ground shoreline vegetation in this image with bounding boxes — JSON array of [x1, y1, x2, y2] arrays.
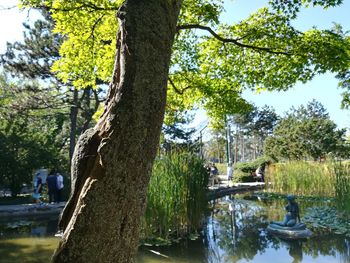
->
[[264, 160, 350, 237], [1, 158, 350, 245], [141, 153, 209, 246], [253, 192, 350, 238], [266, 160, 350, 213]]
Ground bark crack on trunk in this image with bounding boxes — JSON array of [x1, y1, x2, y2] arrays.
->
[[58, 128, 102, 231]]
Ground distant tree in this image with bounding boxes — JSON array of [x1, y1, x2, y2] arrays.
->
[[204, 128, 226, 163], [161, 112, 196, 155], [264, 100, 347, 161], [229, 105, 279, 160], [252, 106, 279, 139], [0, 75, 67, 195], [0, 11, 103, 161]]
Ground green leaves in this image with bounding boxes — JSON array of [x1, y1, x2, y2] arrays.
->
[[264, 100, 347, 161], [179, 0, 224, 25], [18, 0, 350, 125], [269, 0, 343, 18], [20, 0, 121, 88], [0, 75, 69, 195]]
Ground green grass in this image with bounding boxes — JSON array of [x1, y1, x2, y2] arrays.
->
[[266, 161, 335, 197]]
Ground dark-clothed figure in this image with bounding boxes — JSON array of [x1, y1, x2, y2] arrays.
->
[[210, 164, 218, 177], [273, 194, 300, 227], [56, 172, 64, 203], [47, 172, 58, 203]]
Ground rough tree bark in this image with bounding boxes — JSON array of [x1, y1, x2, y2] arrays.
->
[[69, 88, 78, 161], [53, 0, 182, 262]]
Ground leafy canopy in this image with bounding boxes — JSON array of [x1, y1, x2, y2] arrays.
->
[[19, 0, 350, 124]]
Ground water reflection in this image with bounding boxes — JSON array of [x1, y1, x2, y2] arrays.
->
[[136, 195, 350, 262], [0, 216, 58, 237], [0, 196, 349, 263], [202, 195, 350, 263], [0, 217, 59, 263], [205, 197, 271, 262]]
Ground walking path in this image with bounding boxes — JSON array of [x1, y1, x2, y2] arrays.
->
[[0, 202, 66, 218], [0, 175, 265, 218], [208, 174, 266, 200]]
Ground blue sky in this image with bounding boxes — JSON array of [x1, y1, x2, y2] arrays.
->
[[222, 0, 350, 130], [0, 0, 349, 130]]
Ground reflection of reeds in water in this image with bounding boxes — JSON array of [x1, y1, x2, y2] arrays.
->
[[142, 153, 208, 242], [266, 161, 335, 197], [333, 162, 350, 214]]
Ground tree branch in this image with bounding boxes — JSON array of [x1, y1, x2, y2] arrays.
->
[[0, 5, 17, 11], [88, 15, 105, 41], [168, 77, 192, 95], [176, 24, 291, 55], [25, 3, 118, 12]]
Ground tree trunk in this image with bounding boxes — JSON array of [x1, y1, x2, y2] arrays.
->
[[53, 1, 182, 262], [69, 88, 78, 161]]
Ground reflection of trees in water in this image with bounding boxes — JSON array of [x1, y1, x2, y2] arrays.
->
[[278, 240, 303, 263], [303, 235, 350, 262], [280, 237, 350, 263], [204, 197, 350, 263], [0, 217, 58, 237], [204, 198, 273, 262]]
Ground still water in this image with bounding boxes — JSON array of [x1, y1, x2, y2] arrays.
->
[[0, 194, 349, 263]]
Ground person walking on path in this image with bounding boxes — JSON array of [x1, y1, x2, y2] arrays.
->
[[56, 172, 64, 203], [47, 171, 58, 203], [33, 174, 44, 204]]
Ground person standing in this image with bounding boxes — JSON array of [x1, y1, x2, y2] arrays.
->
[[56, 172, 64, 203], [47, 171, 58, 203], [227, 163, 233, 181], [255, 163, 266, 182], [210, 163, 218, 177], [33, 174, 44, 204]]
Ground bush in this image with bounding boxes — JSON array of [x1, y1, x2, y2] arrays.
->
[[234, 157, 271, 173], [231, 157, 272, 182], [232, 170, 255, 183]]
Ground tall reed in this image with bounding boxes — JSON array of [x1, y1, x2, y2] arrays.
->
[[266, 161, 335, 197], [142, 153, 209, 243], [333, 162, 350, 214]]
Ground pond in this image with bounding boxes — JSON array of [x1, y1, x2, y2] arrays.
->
[[0, 193, 349, 263]]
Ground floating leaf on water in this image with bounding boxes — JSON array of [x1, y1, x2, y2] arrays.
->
[[189, 233, 199, 241]]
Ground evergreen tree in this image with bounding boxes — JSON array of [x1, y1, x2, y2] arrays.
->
[[264, 100, 347, 161]]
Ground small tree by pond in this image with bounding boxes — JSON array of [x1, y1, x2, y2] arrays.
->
[[142, 153, 209, 244]]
